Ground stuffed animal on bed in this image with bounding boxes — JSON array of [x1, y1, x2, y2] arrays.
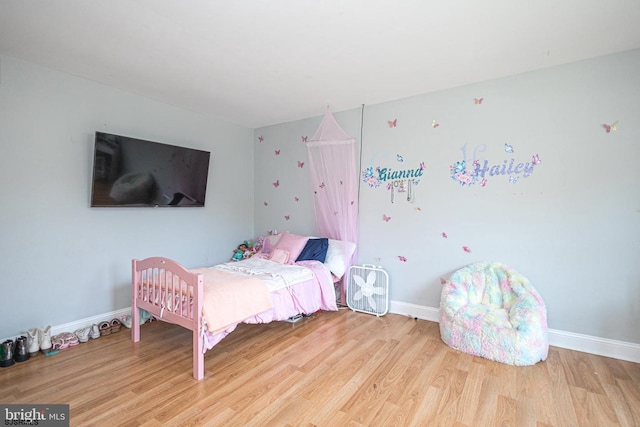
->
[[231, 241, 257, 261]]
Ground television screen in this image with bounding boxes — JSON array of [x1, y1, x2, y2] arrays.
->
[[90, 132, 211, 207]]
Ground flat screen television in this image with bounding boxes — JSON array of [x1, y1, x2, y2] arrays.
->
[[90, 132, 211, 207]]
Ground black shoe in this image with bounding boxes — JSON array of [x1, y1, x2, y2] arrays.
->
[[14, 336, 30, 363], [0, 339, 15, 367]]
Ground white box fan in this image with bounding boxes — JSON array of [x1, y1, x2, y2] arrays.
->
[[347, 264, 389, 316]]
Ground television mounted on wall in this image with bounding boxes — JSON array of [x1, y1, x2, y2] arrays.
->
[[90, 132, 211, 207]]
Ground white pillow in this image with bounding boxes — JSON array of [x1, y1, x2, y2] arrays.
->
[[324, 239, 356, 279]]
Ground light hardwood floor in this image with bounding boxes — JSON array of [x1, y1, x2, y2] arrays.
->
[[4, 309, 640, 426]]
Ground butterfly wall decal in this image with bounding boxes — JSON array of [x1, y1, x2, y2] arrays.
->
[[432, 120, 440, 128], [382, 214, 391, 222], [397, 154, 404, 162], [441, 232, 448, 238], [273, 180, 280, 188], [414, 207, 421, 212], [297, 160, 304, 168], [275, 149, 280, 155], [301, 136, 308, 142], [263, 201, 268, 206], [602, 120, 619, 133], [532, 154, 541, 165], [294, 196, 299, 202], [398, 256, 407, 262], [284, 215, 290, 221], [504, 143, 514, 153], [462, 246, 472, 253], [388, 119, 397, 128], [419, 162, 425, 170], [480, 178, 487, 187], [474, 98, 484, 104], [258, 136, 264, 143], [509, 176, 519, 184], [319, 182, 325, 189]]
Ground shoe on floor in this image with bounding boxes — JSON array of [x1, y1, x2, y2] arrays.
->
[[99, 321, 111, 336], [110, 318, 122, 333], [90, 324, 100, 339], [74, 327, 91, 343], [26, 328, 40, 356], [40, 326, 52, 355]]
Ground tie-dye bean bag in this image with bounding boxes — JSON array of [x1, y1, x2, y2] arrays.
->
[[439, 262, 548, 366]]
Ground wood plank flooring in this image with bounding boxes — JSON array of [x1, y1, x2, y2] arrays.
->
[[3, 309, 639, 426]]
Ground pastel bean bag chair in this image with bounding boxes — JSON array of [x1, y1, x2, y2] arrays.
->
[[439, 262, 549, 366]]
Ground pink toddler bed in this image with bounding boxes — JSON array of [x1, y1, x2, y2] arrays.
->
[[131, 254, 338, 380]]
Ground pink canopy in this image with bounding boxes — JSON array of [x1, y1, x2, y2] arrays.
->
[[306, 108, 359, 303]]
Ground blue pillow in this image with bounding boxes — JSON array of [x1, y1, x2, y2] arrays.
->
[[296, 238, 329, 263]]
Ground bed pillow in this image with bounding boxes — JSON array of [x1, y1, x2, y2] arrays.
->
[[324, 239, 357, 279], [269, 248, 290, 264], [272, 232, 309, 264], [258, 233, 281, 255], [296, 238, 329, 263]]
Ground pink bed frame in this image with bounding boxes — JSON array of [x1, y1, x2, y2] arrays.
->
[[131, 257, 206, 380], [131, 256, 338, 381]]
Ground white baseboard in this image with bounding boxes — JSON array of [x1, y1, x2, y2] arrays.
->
[[389, 300, 640, 363], [2, 308, 131, 343], [6, 303, 640, 364]]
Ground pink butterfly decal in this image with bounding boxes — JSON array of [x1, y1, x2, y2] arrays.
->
[[441, 232, 448, 238], [480, 178, 487, 187], [294, 196, 299, 202], [275, 149, 280, 156], [388, 118, 397, 128], [301, 136, 308, 142], [258, 136, 264, 143], [602, 121, 618, 133], [419, 162, 425, 170], [532, 154, 541, 165], [440, 277, 447, 285], [263, 201, 268, 206], [284, 215, 290, 221], [398, 255, 407, 262], [350, 201, 355, 205], [319, 182, 325, 189], [474, 97, 484, 104], [382, 214, 391, 222], [463, 246, 472, 253], [297, 160, 304, 168], [273, 180, 279, 188], [431, 120, 439, 128]]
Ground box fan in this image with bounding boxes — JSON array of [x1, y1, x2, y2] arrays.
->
[[347, 265, 389, 316]]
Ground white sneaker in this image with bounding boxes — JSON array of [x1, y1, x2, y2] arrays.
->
[[89, 324, 100, 339], [40, 326, 52, 354], [26, 328, 40, 356], [74, 326, 91, 343]]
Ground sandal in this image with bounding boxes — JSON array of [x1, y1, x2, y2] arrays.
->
[[110, 318, 122, 333], [99, 321, 111, 336]]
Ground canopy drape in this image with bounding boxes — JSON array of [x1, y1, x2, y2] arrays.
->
[[306, 108, 358, 303]]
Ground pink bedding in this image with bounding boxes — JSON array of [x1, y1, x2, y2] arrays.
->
[[203, 260, 337, 350], [190, 268, 273, 334]]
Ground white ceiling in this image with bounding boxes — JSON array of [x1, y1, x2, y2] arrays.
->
[[1, 1, 639, 128]]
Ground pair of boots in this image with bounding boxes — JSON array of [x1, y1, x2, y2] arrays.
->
[[0, 336, 30, 367], [25, 326, 52, 356]]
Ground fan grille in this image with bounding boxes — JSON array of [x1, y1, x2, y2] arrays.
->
[[347, 265, 389, 316]]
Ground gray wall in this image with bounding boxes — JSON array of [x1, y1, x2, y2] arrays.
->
[[254, 49, 640, 344], [0, 54, 254, 338]]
